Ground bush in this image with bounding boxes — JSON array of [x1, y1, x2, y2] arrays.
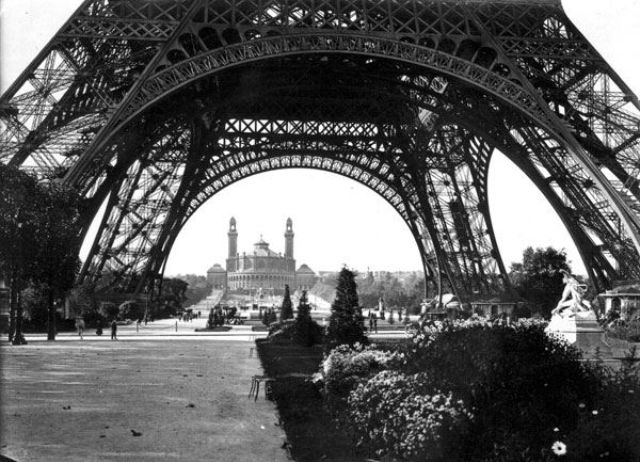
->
[[318, 318, 640, 461], [606, 320, 640, 342], [348, 370, 470, 461], [559, 361, 640, 462], [403, 318, 638, 460], [319, 344, 404, 407], [262, 308, 277, 327], [267, 319, 297, 343]]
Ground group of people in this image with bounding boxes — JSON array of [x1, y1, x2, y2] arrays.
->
[[179, 310, 200, 322], [75, 318, 119, 340]]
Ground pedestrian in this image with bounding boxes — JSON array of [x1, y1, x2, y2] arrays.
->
[[373, 313, 378, 333], [96, 318, 103, 336], [76, 317, 85, 340], [111, 319, 118, 340]]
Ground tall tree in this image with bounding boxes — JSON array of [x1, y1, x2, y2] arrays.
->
[[33, 181, 82, 340], [0, 165, 42, 344], [326, 267, 368, 349], [295, 290, 320, 346], [0, 165, 82, 343], [509, 246, 572, 317], [280, 284, 293, 320]]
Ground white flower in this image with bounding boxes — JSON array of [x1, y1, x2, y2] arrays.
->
[[551, 441, 567, 456]]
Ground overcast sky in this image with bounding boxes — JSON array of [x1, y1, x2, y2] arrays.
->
[[1, 0, 639, 276]]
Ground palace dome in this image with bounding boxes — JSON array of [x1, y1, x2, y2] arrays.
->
[[207, 263, 226, 273], [297, 264, 315, 274]]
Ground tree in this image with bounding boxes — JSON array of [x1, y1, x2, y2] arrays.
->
[[295, 290, 322, 346], [0, 165, 43, 344], [509, 246, 571, 317], [326, 267, 368, 349], [32, 181, 82, 340], [21, 283, 48, 329], [280, 284, 293, 321], [0, 165, 83, 343], [155, 278, 188, 318]]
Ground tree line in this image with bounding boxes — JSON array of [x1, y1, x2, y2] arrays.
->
[[0, 165, 82, 344]]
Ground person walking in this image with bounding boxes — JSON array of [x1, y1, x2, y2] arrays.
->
[[76, 317, 85, 340], [372, 312, 378, 333], [110, 319, 118, 340], [96, 318, 103, 336]]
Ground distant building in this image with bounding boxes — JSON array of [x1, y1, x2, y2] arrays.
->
[[600, 283, 640, 321], [207, 217, 318, 293]]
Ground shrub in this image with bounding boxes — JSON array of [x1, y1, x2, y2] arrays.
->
[[404, 318, 624, 460], [315, 317, 640, 461], [348, 370, 470, 461], [326, 268, 368, 349], [605, 320, 640, 342], [267, 319, 297, 343], [559, 362, 640, 461], [295, 290, 324, 346], [119, 301, 144, 321], [319, 344, 404, 408], [262, 308, 277, 326]]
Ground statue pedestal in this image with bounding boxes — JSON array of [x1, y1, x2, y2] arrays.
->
[[545, 311, 610, 356]]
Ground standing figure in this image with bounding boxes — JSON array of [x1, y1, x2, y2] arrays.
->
[[111, 319, 118, 340], [76, 317, 85, 340]]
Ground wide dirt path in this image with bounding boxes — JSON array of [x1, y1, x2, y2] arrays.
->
[[0, 340, 288, 462]]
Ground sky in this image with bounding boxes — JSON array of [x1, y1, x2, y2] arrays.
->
[[1, 0, 639, 277]]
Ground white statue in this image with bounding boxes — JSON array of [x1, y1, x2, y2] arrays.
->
[[550, 270, 592, 318]]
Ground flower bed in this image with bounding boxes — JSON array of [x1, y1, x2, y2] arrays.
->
[[348, 370, 470, 461], [315, 318, 640, 462]]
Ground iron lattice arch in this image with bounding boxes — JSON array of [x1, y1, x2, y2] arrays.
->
[[1, 0, 640, 300]]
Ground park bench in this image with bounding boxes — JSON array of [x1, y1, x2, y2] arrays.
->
[[248, 372, 314, 401], [248, 375, 274, 401]]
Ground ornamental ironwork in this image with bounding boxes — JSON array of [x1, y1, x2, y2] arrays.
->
[[1, 0, 639, 300]]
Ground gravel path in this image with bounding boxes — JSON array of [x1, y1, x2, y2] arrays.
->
[[0, 340, 288, 462]]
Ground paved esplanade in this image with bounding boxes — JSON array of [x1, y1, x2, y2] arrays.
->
[[0, 339, 289, 462]]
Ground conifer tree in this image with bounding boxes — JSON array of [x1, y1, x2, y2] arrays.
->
[[326, 267, 368, 349], [295, 290, 320, 346], [280, 284, 294, 320]]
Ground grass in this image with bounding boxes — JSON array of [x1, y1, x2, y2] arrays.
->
[[255, 339, 366, 462]]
